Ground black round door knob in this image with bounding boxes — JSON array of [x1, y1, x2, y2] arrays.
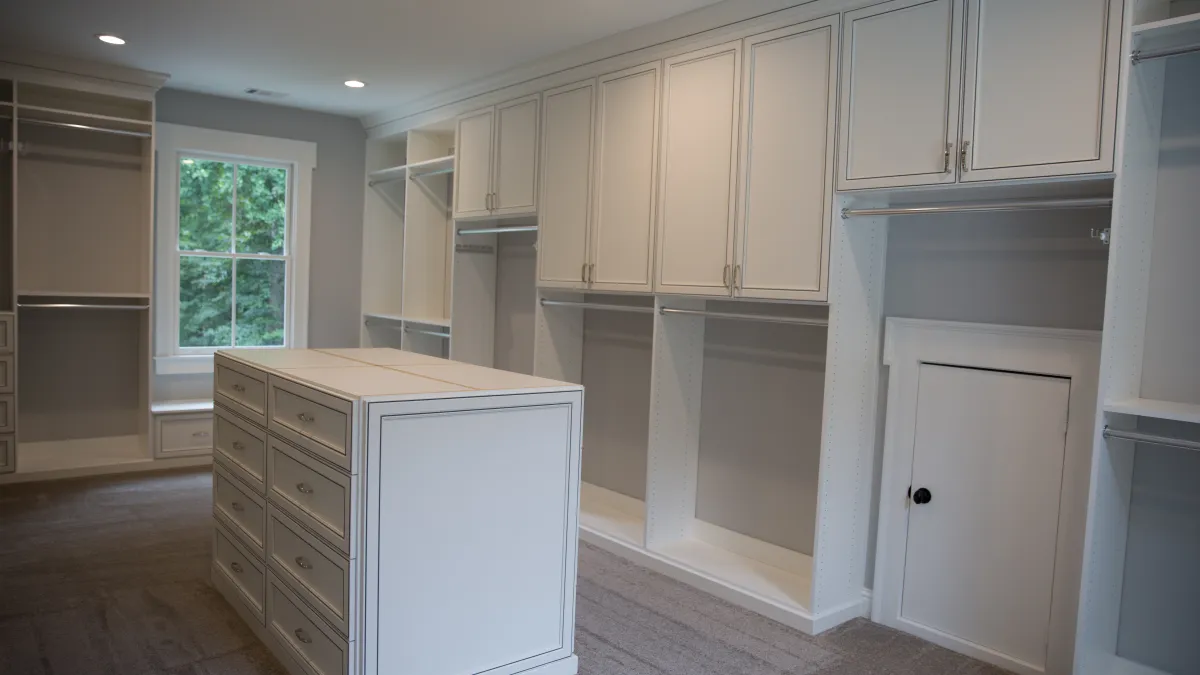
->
[[912, 487, 932, 505]]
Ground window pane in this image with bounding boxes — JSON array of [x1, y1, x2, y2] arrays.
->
[[179, 256, 232, 347], [235, 258, 285, 347], [178, 158, 233, 252], [236, 164, 287, 255]]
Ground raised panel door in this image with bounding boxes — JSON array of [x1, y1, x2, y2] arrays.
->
[[453, 107, 494, 219], [492, 95, 540, 215], [655, 42, 741, 297], [537, 81, 594, 290]]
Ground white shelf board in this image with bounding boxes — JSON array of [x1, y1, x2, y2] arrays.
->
[[17, 290, 152, 299], [151, 400, 214, 414], [364, 311, 406, 324], [1105, 397, 1200, 425], [1133, 12, 1200, 40], [654, 534, 813, 613], [406, 154, 455, 177], [579, 482, 645, 547], [368, 164, 407, 185], [1108, 655, 1170, 675], [402, 316, 452, 329]]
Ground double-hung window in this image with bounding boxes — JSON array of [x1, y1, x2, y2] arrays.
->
[[155, 124, 315, 374]]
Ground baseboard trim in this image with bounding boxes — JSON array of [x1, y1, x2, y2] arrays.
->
[[0, 455, 212, 485]]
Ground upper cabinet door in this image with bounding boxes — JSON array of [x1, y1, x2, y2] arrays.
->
[[537, 81, 594, 290], [589, 62, 660, 293], [492, 95, 540, 216], [959, 0, 1120, 181], [454, 107, 495, 219], [735, 17, 839, 302], [655, 42, 742, 297], [838, 0, 964, 191]]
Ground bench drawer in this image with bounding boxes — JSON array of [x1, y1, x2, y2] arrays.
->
[[155, 412, 213, 458]]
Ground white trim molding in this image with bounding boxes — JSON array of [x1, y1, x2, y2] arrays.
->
[[154, 123, 317, 374], [874, 318, 1101, 675]]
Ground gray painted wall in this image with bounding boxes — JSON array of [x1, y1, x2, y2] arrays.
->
[[156, 89, 367, 349]]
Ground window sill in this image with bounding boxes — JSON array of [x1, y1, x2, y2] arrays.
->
[[155, 354, 215, 375]]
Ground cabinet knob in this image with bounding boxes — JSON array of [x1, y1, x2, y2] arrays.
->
[[232, 441, 245, 451], [231, 501, 245, 512], [296, 482, 314, 495], [192, 431, 210, 438], [297, 412, 315, 424], [232, 383, 246, 393], [912, 487, 932, 505], [294, 628, 313, 644], [295, 556, 313, 570], [230, 561, 243, 574]]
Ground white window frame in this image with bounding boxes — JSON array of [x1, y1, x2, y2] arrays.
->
[[155, 123, 316, 375]]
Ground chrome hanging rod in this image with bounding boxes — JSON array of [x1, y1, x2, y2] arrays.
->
[[410, 167, 454, 180], [18, 302, 150, 311], [841, 197, 1113, 219], [659, 307, 828, 327], [18, 117, 152, 139], [458, 225, 539, 236], [1132, 42, 1200, 64], [403, 326, 451, 339], [1103, 426, 1200, 452], [539, 299, 655, 314]]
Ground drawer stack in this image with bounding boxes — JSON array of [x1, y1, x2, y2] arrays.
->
[[212, 353, 355, 675]]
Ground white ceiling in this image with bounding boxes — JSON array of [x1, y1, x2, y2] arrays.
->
[[0, 0, 725, 118]]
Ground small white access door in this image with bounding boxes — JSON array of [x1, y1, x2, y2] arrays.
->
[[900, 364, 1069, 673]]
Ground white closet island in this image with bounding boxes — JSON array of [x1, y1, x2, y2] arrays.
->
[[210, 348, 583, 675]]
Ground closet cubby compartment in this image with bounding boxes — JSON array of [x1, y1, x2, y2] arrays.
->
[[16, 82, 153, 125], [450, 227, 536, 374], [534, 291, 654, 548]]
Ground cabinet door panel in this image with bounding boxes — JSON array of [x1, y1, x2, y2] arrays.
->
[[537, 81, 594, 290], [838, 0, 963, 190], [493, 95, 539, 215], [656, 42, 741, 296], [590, 63, 660, 293], [737, 19, 838, 301], [453, 107, 494, 219], [960, 0, 1118, 181]]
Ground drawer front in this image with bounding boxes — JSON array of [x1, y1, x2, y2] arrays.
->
[[0, 394, 13, 434], [267, 572, 349, 675], [0, 314, 12, 353], [215, 357, 269, 424], [0, 354, 12, 393], [214, 405, 268, 492], [268, 506, 349, 636], [213, 463, 266, 553], [268, 438, 351, 554], [213, 520, 265, 618], [269, 378, 353, 470], [0, 434, 13, 473], [156, 412, 213, 458]]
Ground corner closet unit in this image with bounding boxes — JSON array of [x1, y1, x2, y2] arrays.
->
[[0, 76, 158, 477], [1077, 5, 1200, 674]]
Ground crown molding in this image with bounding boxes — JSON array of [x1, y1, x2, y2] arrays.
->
[[0, 48, 170, 99], [360, 0, 839, 137]]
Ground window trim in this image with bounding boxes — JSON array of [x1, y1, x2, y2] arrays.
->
[[154, 123, 316, 375]]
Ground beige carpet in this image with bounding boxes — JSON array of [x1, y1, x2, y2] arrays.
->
[[0, 467, 1009, 674]]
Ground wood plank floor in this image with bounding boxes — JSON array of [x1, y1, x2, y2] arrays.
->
[[0, 467, 1010, 674]]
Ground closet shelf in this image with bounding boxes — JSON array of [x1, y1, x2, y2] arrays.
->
[[580, 483, 645, 547], [1133, 12, 1200, 40], [18, 290, 151, 298], [363, 312, 451, 329], [1131, 12, 1200, 64], [18, 109, 153, 138], [150, 400, 214, 414], [368, 164, 407, 186], [1105, 398, 1200, 425], [654, 533, 813, 613], [368, 155, 455, 187]]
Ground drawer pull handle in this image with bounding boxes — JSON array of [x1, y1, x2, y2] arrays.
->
[[232, 383, 246, 393], [232, 441, 245, 451], [231, 501, 245, 512], [192, 431, 210, 438], [296, 483, 314, 494], [294, 628, 313, 644], [296, 412, 315, 423], [230, 561, 244, 574], [295, 556, 313, 570]]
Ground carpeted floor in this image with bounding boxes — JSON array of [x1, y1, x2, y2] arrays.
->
[[0, 468, 1010, 675]]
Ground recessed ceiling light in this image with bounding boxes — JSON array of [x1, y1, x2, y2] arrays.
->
[[344, 80, 366, 88], [97, 34, 126, 45]]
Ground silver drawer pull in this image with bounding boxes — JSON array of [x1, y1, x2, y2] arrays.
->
[[232, 383, 246, 393], [296, 482, 314, 494], [230, 561, 244, 574], [231, 501, 245, 512], [296, 412, 315, 423], [294, 628, 313, 644], [295, 556, 313, 570], [192, 431, 210, 438], [232, 441, 245, 451]]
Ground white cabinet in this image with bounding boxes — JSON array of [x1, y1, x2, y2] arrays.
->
[[655, 42, 742, 297], [838, 0, 1119, 190], [838, 0, 963, 190], [590, 62, 660, 293], [453, 95, 539, 220], [537, 80, 595, 290], [735, 17, 839, 301], [959, 0, 1121, 181]]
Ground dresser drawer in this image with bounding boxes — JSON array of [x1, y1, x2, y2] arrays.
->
[[213, 462, 266, 555], [0, 313, 12, 353], [155, 412, 213, 458], [212, 519, 265, 623], [268, 437, 352, 555], [214, 405, 268, 493], [268, 506, 350, 636], [269, 378, 353, 471], [0, 394, 13, 434], [267, 572, 349, 675], [0, 354, 12, 394], [0, 434, 13, 473], [215, 356, 269, 425]]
